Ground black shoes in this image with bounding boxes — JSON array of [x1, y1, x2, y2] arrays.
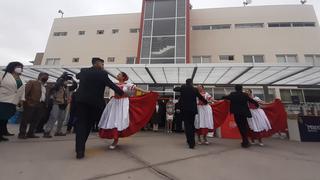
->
[[54, 132, 66, 136], [0, 136, 9, 142], [27, 134, 40, 138], [4, 132, 14, 136], [241, 142, 251, 148], [43, 132, 52, 138], [76, 152, 85, 159]]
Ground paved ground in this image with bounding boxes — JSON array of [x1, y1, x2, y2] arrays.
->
[[0, 125, 319, 180]]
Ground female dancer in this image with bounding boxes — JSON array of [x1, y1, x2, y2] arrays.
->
[[195, 85, 216, 145], [98, 72, 157, 149], [245, 89, 272, 146]]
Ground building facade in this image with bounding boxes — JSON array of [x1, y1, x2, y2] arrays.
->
[[42, 4, 320, 66]]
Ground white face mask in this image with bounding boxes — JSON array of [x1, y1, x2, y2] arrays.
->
[[14, 67, 23, 74]]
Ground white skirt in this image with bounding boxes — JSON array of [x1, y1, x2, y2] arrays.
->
[[247, 108, 272, 132], [98, 97, 130, 131], [195, 105, 214, 130]]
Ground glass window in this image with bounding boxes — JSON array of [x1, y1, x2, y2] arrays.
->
[[211, 24, 231, 29], [112, 29, 119, 34], [154, 0, 176, 18], [141, 38, 151, 58], [130, 28, 139, 33], [78, 31, 85, 35], [151, 37, 175, 58], [202, 56, 211, 63], [126, 57, 136, 64], [72, 58, 79, 63], [220, 55, 234, 61], [235, 23, 264, 28], [287, 55, 298, 63], [45, 58, 60, 65], [277, 55, 297, 63], [176, 36, 185, 57], [291, 89, 304, 103], [153, 19, 175, 36], [305, 55, 320, 66], [304, 90, 320, 102], [176, 58, 185, 64], [192, 25, 210, 30], [280, 89, 292, 102], [177, 0, 186, 17], [150, 59, 175, 64], [144, 0, 154, 19], [97, 30, 104, 35], [107, 57, 115, 63], [143, 20, 152, 36], [277, 55, 286, 63], [140, 59, 149, 64], [192, 56, 201, 64], [244, 56, 254, 63], [177, 18, 186, 35]]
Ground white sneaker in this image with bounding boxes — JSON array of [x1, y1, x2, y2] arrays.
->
[[198, 141, 203, 145], [204, 141, 210, 145], [258, 143, 264, 147], [109, 145, 117, 150]]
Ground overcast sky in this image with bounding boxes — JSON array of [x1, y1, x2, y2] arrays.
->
[[0, 0, 319, 66]]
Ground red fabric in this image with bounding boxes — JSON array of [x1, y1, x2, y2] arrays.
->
[[248, 99, 288, 139], [99, 92, 159, 139], [220, 113, 242, 139], [196, 128, 213, 136], [211, 99, 287, 139]]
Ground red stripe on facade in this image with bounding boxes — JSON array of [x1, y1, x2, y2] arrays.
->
[[136, 0, 146, 64]]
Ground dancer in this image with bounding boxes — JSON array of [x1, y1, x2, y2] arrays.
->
[[174, 79, 208, 149], [223, 85, 259, 148], [195, 85, 216, 145], [75, 58, 124, 159], [245, 89, 272, 146], [98, 72, 158, 150]]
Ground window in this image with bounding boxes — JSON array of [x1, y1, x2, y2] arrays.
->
[[304, 90, 320, 102], [235, 23, 264, 28], [126, 57, 136, 64], [72, 58, 79, 63], [268, 22, 316, 28], [78, 31, 85, 35], [130, 28, 140, 33], [219, 55, 234, 61], [45, 58, 60, 65], [53, 32, 67, 36], [276, 55, 298, 63], [305, 55, 320, 66], [107, 57, 115, 62], [97, 30, 104, 35], [192, 24, 231, 30], [192, 56, 211, 64], [244, 55, 264, 63], [112, 29, 119, 34]]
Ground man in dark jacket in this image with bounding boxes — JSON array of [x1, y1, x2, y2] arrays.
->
[[223, 85, 259, 148], [75, 57, 124, 159], [174, 79, 207, 149]]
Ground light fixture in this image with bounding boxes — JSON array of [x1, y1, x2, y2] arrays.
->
[[243, 0, 252, 7], [300, 0, 307, 5], [58, 10, 64, 18]]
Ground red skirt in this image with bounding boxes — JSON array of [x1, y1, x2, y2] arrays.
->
[[99, 92, 159, 139]]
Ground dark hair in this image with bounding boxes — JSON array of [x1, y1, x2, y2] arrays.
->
[[91, 57, 104, 65], [38, 72, 49, 79], [235, 84, 243, 92], [247, 89, 252, 94], [198, 84, 204, 89], [121, 72, 129, 81], [186, 78, 193, 86], [3, 61, 23, 78]]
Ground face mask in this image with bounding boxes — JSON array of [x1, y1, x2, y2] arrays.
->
[[14, 68, 23, 74]]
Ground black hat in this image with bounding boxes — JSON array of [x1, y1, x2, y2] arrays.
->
[[92, 57, 104, 65]]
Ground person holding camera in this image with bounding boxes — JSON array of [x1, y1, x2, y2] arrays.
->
[[43, 72, 77, 138]]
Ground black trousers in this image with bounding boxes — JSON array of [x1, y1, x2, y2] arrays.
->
[[182, 111, 196, 148], [75, 102, 103, 154], [233, 114, 250, 146], [19, 103, 46, 136], [0, 120, 6, 137]]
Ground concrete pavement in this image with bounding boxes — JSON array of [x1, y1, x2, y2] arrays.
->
[[0, 124, 319, 180]]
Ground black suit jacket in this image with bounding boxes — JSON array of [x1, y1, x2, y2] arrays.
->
[[174, 85, 208, 114], [223, 92, 259, 117], [75, 67, 124, 107]]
